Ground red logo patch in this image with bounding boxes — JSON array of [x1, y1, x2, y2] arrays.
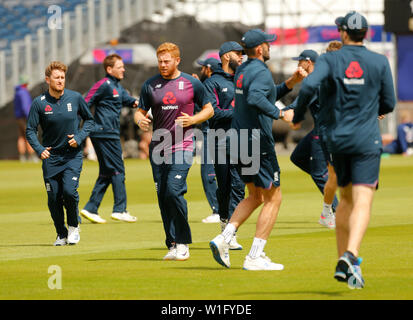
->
[[113, 88, 119, 96], [231, 99, 235, 107], [236, 74, 244, 88], [45, 105, 52, 112], [345, 61, 364, 78], [162, 91, 177, 105]]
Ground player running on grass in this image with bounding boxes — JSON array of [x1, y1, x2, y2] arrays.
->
[[295, 11, 396, 288], [80, 54, 138, 224], [135, 42, 214, 261], [26, 61, 95, 246], [209, 29, 306, 271], [288, 47, 341, 229], [192, 58, 221, 224]]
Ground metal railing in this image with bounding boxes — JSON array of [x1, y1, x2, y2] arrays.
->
[[0, 0, 170, 107]]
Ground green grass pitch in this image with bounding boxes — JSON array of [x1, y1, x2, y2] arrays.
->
[[0, 155, 412, 300]]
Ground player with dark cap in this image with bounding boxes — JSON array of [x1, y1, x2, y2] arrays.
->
[[209, 29, 306, 270], [294, 11, 396, 288], [287, 49, 339, 229], [192, 57, 221, 223], [203, 41, 245, 250]]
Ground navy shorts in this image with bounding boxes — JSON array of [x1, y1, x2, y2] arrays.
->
[[235, 150, 280, 190], [332, 152, 381, 189]]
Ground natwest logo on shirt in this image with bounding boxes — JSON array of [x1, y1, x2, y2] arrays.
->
[[113, 88, 119, 97], [344, 61, 365, 85], [162, 91, 177, 105], [45, 105, 53, 114]]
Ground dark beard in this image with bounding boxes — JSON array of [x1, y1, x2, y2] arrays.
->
[[228, 59, 239, 74], [200, 72, 208, 82], [263, 53, 270, 62]]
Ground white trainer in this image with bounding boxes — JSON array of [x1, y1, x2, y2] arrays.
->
[[80, 209, 106, 224], [319, 213, 336, 229], [209, 234, 230, 268], [176, 244, 190, 261], [163, 245, 177, 261], [229, 235, 243, 250], [67, 226, 80, 245], [111, 211, 137, 223], [53, 236, 67, 246], [243, 253, 284, 271], [202, 213, 220, 223]]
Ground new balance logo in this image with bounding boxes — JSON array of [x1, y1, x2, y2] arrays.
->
[[155, 84, 162, 89], [72, 177, 78, 181]]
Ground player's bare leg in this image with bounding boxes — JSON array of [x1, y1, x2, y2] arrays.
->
[[335, 184, 353, 257], [347, 185, 375, 257], [228, 183, 262, 230]]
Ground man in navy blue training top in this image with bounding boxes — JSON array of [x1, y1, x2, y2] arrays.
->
[[135, 42, 214, 261], [209, 29, 306, 271], [294, 11, 396, 288], [203, 41, 246, 250], [193, 58, 221, 224], [26, 61, 95, 246], [288, 49, 339, 229], [80, 54, 138, 224]]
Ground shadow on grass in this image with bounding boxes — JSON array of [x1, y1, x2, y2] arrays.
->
[[232, 290, 345, 297], [87, 257, 160, 262], [0, 244, 51, 247]]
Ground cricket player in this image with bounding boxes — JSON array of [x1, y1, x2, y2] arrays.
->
[[209, 29, 306, 270], [135, 42, 214, 261], [288, 49, 339, 229], [26, 61, 95, 246], [80, 54, 138, 224], [193, 58, 221, 224], [295, 11, 396, 288], [203, 41, 246, 250]]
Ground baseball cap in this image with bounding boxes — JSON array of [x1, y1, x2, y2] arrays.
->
[[197, 57, 220, 71], [335, 11, 368, 33], [292, 49, 319, 63], [219, 41, 244, 57], [241, 29, 277, 49]]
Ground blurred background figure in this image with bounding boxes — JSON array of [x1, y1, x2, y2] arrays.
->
[[382, 110, 413, 156], [14, 75, 36, 162]]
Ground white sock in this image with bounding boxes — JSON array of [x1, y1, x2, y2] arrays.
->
[[248, 237, 267, 259], [322, 203, 332, 217], [222, 223, 236, 244]]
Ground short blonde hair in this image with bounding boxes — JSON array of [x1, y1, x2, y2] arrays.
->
[[45, 61, 67, 77], [156, 42, 180, 59], [326, 40, 343, 52]]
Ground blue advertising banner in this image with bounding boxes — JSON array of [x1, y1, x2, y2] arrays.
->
[[397, 35, 413, 101]]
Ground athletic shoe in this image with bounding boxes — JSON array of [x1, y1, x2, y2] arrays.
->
[[319, 213, 335, 229], [53, 236, 67, 246], [202, 213, 220, 223], [209, 234, 230, 268], [111, 211, 137, 223], [243, 253, 284, 271], [229, 235, 243, 250], [176, 244, 190, 261], [67, 226, 80, 245], [80, 209, 106, 224], [163, 245, 177, 260], [334, 251, 365, 289]]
